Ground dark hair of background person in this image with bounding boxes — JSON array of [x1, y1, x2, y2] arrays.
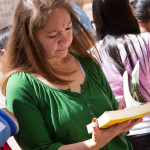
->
[[92, 0, 140, 40], [0, 26, 12, 52], [92, 0, 141, 75], [131, 0, 150, 23]]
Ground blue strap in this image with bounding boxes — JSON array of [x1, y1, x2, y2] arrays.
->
[[0, 117, 11, 147], [0, 109, 18, 136]]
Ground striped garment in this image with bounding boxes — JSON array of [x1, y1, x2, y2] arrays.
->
[[95, 32, 150, 103], [94, 32, 150, 136]]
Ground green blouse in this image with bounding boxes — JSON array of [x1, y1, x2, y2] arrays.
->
[[6, 54, 132, 150]]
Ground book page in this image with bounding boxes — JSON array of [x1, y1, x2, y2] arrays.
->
[[123, 60, 147, 108]]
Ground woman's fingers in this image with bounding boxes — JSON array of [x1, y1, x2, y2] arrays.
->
[[110, 118, 143, 135], [122, 118, 143, 131], [118, 97, 126, 110], [92, 118, 98, 133], [91, 117, 142, 145], [106, 120, 132, 136]]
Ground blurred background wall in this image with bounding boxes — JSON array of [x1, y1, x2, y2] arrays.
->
[[0, 0, 17, 29], [0, 0, 93, 29]]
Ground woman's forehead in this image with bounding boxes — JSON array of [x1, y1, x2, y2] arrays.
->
[[44, 8, 71, 29]]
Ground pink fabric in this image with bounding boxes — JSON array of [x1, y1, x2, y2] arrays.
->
[[94, 32, 150, 136], [95, 32, 150, 102]]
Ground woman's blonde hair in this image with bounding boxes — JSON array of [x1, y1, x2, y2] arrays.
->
[[1, 0, 99, 95]]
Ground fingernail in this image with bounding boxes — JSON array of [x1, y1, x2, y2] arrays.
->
[[92, 118, 97, 122], [140, 118, 143, 122]]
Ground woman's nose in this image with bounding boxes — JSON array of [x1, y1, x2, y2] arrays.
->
[[58, 32, 68, 45]]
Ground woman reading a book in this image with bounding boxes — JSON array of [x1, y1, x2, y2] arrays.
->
[[1, 0, 141, 150], [92, 0, 150, 149]]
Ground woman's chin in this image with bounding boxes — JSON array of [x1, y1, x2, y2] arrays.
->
[[57, 50, 68, 58]]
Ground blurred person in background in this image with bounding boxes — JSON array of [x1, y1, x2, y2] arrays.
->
[[131, 0, 150, 32], [0, 26, 21, 150], [69, 0, 84, 9], [92, 0, 150, 149], [70, 0, 96, 43]]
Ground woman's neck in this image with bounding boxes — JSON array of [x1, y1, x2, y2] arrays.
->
[[47, 53, 71, 69]]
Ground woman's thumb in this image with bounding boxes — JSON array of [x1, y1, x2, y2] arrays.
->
[[92, 118, 98, 133]]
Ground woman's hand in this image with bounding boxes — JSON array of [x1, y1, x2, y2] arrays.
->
[[58, 118, 142, 150], [118, 97, 126, 110], [91, 118, 142, 149]]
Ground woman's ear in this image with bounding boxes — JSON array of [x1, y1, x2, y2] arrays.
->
[[138, 20, 147, 28], [130, 4, 134, 14], [130, 5, 134, 15], [0, 49, 5, 56], [137, 20, 147, 32]]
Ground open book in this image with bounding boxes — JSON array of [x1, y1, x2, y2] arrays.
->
[[87, 61, 150, 134]]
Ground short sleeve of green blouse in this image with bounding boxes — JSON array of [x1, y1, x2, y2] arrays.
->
[[6, 72, 64, 150]]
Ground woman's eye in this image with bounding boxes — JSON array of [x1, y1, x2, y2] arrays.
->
[[66, 26, 72, 31], [49, 35, 57, 39]]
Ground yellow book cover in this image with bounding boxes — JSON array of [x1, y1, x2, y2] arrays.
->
[[87, 102, 150, 134], [87, 61, 150, 134]]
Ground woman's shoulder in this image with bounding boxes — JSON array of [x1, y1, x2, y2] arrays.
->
[[6, 72, 33, 100], [125, 32, 150, 54], [8, 71, 31, 82], [132, 32, 150, 37], [95, 40, 103, 51], [6, 71, 41, 109], [96, 32, 150, 44], [126, 32, 150, 43], [7, 71, 34, 90]]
